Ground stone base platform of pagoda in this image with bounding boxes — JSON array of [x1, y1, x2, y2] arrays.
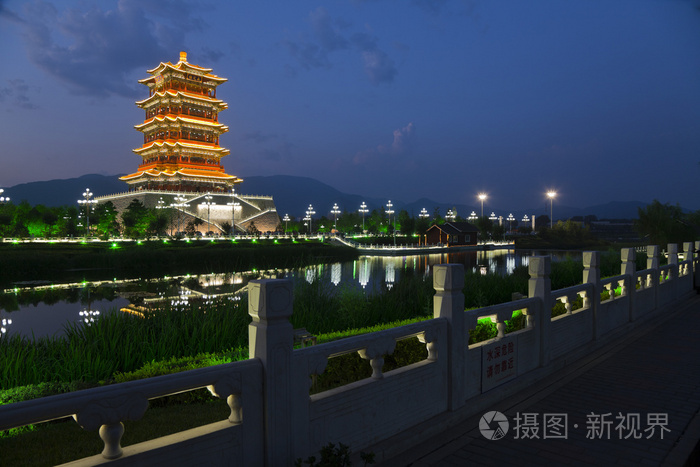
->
[[96, 190, 280, 235]]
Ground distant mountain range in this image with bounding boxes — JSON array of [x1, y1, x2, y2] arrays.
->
[[5, 174, 648, 221]]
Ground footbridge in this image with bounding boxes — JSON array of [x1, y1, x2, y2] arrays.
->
[[1, 242, 699, 466]]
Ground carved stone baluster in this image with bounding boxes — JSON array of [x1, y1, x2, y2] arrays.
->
[[579, 291, 589, 309], [562, 296, 571, 314], [73, 392, 148, 460], [490, 316, 505, 339], [208, 373, 242, 423], [99, 423, 125, 459], [418, 329, 438, 361], [358, 336, 396, 380]]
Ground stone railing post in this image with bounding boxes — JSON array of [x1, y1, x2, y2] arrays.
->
[[528, 256, 551, 366], [583, 252, 601, 340], [667, 243, 678, 280], [433, 264, 466, 411], [621, 248, 636, 321], [647, 245, 660, 309], [683, 242, 694, 277], [248, 279, 294, 465]]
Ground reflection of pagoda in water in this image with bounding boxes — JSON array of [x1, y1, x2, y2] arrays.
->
[[98, 52, 280, 234]]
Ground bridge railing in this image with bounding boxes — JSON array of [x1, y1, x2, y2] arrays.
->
[[1, 241, 699, 465]]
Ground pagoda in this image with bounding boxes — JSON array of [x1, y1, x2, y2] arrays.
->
[[97, 52, 279, 235], [120, 51, 241, 193]]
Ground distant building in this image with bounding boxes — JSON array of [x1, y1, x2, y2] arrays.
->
[[98, 52, 279, 234], [425, 222, 479, 246]]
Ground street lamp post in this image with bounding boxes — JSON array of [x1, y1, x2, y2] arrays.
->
[[478, 193, 487, 218], [385, 200, 395, 246], [547, 191, 557, 228], [331, 203, 341, 230], [202, 194, 214, 236], [446, 209, 456, 222], [468, 211, 478, 222], [359, 202, 369, 233], [156, 197, 166, 237], [226, 188, 239, 237], [419, 208, 429, 219], [77, 188, 97, 238], [305, 204, 315, 234], [507, 213, 515, 233], [283, 214, 290, 233]]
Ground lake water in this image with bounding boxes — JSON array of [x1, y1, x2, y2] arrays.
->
[[0, 249, 581, 339]]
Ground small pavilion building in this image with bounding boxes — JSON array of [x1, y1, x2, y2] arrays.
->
[[425, 222, 479, 246]]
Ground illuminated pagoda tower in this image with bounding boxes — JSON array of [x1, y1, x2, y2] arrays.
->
[[99, 52, 279, 235], [121, 51, 239, 193]]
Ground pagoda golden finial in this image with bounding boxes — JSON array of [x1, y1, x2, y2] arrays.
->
[[179, 51, 187, 62]]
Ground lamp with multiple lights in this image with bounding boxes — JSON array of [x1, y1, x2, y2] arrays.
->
[[77, 188, 97, 237]]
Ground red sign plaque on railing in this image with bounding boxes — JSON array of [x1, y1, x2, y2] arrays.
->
[[482, 335, 517, 392]]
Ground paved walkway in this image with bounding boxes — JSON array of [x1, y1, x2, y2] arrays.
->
[[380, 294, 700, 466]]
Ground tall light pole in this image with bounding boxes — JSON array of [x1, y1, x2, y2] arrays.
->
[[419, 208, 429, 219], [385, 200, 395, 246], [359, 202, 368, 233], [478, 193, 487, 218], [468, 211, 478, 222], [547, 191, 557, 228], [78, 188, 97, 237], [507, 213, 515, 233], [331, 203, 341, 230], [283, 214, 290, 233], [172, 196, 188, 235], [202, 194, 214, 236], [156, 197, 166, 237], [305, 204, 315, 234], [446, 209, 456, 222]]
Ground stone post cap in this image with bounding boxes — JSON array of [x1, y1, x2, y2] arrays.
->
[[668, 243, 678, 253], [248, 279, 293, 321], [621, 248, 635, 261], [433, 264, 464, 291], [528, 256, 551, 276], [647, 245, 659, 256], [583, 251, 600, 267]]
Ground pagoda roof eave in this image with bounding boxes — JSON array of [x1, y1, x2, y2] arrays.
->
[[119, 169, 241, 181], [133, 141, 230, 155], [134, 115, 228, 130], [135, 90, 226, 107], [140, 62, 227, 83]]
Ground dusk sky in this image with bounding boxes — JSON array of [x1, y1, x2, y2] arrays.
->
[[1, 0, 699, 211]]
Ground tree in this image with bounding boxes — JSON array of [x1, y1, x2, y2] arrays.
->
[[94, 202, 120, 239], [634, 200, 697, 245], [121, 199, 151, 238]]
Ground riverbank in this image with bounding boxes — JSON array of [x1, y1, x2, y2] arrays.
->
[[0, 238, 359, 286]]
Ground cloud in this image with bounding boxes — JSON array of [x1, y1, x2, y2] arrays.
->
[[199, 46, 225, 64], [283, 7, 397, 85], [281, 6, 348, 70], [241, 131, 277, 144], [351, 32, 397, 85], [0, 79, 39, 110], [354, 122, 415, 164], [12, 0, 209, 98]]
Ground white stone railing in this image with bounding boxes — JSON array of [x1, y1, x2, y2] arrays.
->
[[1, 241, 699, 465]]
